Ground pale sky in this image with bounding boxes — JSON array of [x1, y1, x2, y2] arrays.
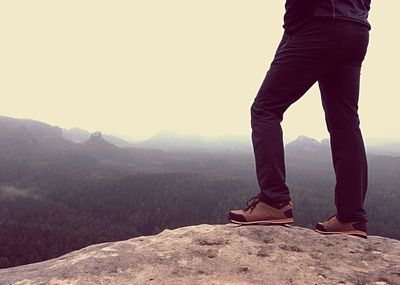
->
[[1, 1, 398, 143]]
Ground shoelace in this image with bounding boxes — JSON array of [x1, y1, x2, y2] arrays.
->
[[244, 195, 261, 212]]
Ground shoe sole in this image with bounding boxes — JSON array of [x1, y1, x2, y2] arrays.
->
[[314, 228, 368, 239], [228, 217, 294, 225]]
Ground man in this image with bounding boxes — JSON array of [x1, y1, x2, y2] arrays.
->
[[228, 0, 371, 239]]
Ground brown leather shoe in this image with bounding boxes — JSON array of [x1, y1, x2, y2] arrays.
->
[[315, 214, 368, 239], [228, 195, 294, 225]]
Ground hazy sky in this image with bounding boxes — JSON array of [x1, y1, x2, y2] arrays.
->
[[1, 1, 398, 143]]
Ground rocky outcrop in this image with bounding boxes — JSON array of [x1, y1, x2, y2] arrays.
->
[[0, 223, 399, 285]]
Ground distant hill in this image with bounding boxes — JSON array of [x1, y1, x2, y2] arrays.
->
[[0, 115, 75, 160], [285, 135, 330, 154], [133, 130, 253, 153], [62, 127, 135, 148], [365, 142, 400, 156]]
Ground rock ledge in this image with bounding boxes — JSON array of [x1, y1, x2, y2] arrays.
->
[[0, 223, 399, 285]]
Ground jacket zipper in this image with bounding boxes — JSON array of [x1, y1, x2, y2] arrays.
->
[[331, 0, 336, 19]]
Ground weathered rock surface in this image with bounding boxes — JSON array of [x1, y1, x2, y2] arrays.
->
[[0, 223, 399, 285]]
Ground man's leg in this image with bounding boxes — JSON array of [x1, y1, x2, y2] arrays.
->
[[250, 66, 315, 204], [318, 61, 368, 223], [250, 26, 337, 205]]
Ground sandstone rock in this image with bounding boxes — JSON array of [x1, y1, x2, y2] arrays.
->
[[0, 223, 399, 285]]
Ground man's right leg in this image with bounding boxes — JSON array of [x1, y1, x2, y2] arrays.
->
[[250, 24, 340, 205], [250, 61, 316, 205], [227, 29, 327, 225]]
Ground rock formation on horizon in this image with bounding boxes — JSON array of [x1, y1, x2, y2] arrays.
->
[[0, 224, 399, 285]]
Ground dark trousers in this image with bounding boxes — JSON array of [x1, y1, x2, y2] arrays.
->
[[250, 19, 370, 223]]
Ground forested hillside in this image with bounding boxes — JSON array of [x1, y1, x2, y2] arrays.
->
[[0, 116, 399, 269]]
